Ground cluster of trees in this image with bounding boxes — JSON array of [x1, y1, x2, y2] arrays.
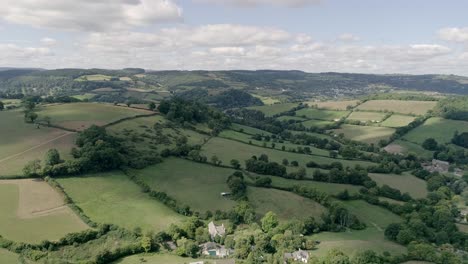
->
[[310, 165, 371, 185], [452, 131, 468, 148], [158, 97, 230, 134], [245, 154, 287, 177], [422, 137, 468, 164], [434, 96, 468, 121], [227, 171, 247, 200]]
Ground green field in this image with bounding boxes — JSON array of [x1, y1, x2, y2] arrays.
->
[[0, 110, 76, 177], [248, 187, 327, 220], [201, 137, 375, 171], [57, 171, 185, 232], [74, 74, 113, 81], [71, 93, 97, 100], [403, 117, 468, 144], [295, 108, 350, 121], [218, 129, 330, 157], [267, 176, 362, 195], [0, 249, 19, 263], [333, 124, 395, 144], [356, 100, 437, 115], [384, 140, 434, 159], [0, 181, 88, 243], [231, 123, 273, 136], [115, 253, 234, 264], [247, 103, 298, 117], [132, 158, 237, 212], [276, 115, 307, 122], [347, 111, 387, 122], [310, 200, 404, 257], [369, 173, 428, 199], [302, 119, 335, 128], [305, 100, 359, 110], [381, 114, 416, 127], [287, 130, 339, 142], [36, 103, 153, 131]]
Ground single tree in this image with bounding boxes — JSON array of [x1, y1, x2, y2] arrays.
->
[[261, 211, 279, 233], [0, 101, 4, 111], [148, 102, 156, 111], [45, 148, 61, 166]]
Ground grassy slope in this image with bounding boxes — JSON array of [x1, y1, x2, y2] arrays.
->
[[347, 111, 387, 122], [302, 119, 335, 128], [0, 249, 19, 263], [231, 123, 273, 136], [332, 125, 395, 144], [247, 103, 299, 117], [248, 187, 327, 220], [219, 129, 330, 157], [201, 137, 375, 171], [57, 171, 185, 232], [296, 108, 350, 120], [36, 103, 153, 130], [0, 184, 87, 243], [356, 100, 437, 115], [381, 114, 416, 128], [369, 173, 428, 199], [403, 117, 468, 144], [311, 200, 405, 257], [267, 175, 362, 195], [132, 158, 237, 212]]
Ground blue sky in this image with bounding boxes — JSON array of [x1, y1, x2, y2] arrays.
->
[[1, 0, 468, 74]]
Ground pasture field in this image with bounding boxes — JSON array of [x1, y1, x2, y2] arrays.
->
[[267, 176, 362, 195], [332, 124, 395, 144], [57, 171, 185, 232], [369, 173, 428, 199], [356, 100, 437, 115], [378, 197, 405, 205], [247, 103, 298, 117], [74, 74, 113, 81], [132, 158, 237, 212], [108, 115, 208, 152], [248, 187, 327, 220], [287, 130, 339, 142], [301, 119, 335, 129], [295, 108, 349, 121], [381, 114, 416, 127], [0, 249, 19, 263], [201, 137, 375, 170], [0, 110, 76, 177], [71, 93, 96, 100], [310, 200, 404, 257], [36, 103, 153, 131], [384, 140, 433, 159], [310, 228, 406, 258], [115, 253, 234, 264], [231, 123, 272, 136], [403, 117, 468, 144], [0, 179, 88, 243], [305, 100, 359, 110], [251, 94, 281, 105], [347, 111, 387, 122], [218, 129, 330, 157], [276, 115, 307, 122], [0, 98, 22, 108]]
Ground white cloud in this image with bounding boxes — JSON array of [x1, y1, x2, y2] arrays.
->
[[438, 27, 468, 42], [194, 0, 322, 7], [0, 44, 52, 66], [40, 37, 57, 46], [338, 33, 360, 42], [0, 0, 182, 32], [209, 47, 246, 56]]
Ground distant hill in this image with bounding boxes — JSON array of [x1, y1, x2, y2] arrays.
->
[[1, 68, 468, 97]]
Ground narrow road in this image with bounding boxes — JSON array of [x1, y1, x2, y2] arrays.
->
[[0, 132, 75, 164]]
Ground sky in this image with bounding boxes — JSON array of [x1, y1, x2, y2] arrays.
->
[[1, 0, 468, 74]]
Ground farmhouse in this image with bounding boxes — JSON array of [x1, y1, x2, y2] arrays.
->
[[200, 242, 233, 258], [208, 221, 226, 239], [422, 159, 450, 173], [284, 249, 310, 263]]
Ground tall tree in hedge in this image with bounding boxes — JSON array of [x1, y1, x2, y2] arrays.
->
[[23, 159, 42, 177], [261, 211, 279, 233], [0, 101, 4, 111], [422, 138, 438, 150], [45, 148, 61, 166], [148, 102, 156, 111]]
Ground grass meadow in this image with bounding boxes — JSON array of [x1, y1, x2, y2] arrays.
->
[[57, 171, 185, 232], [403, 117, 468, 144], [132, 158, 237, 212], [332, 125, 395, 144], [356, 100, 437, 115], [301, 119, 335, 129], [295, 108, 350, 121], [0, 180, 88, 243], [247, 103, 299, 117], [36, 103, 153, 131], [201, 137, 375, 171], [369, 173, 428, 199], [231, 123, 273, 136], [384, 140, 434, 159], [381, 114, 416, 127], [347, 111, 387, 122], [267, 175, 362, 195], [248, 187, 327, 220], [305, 100, 359, 110]]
